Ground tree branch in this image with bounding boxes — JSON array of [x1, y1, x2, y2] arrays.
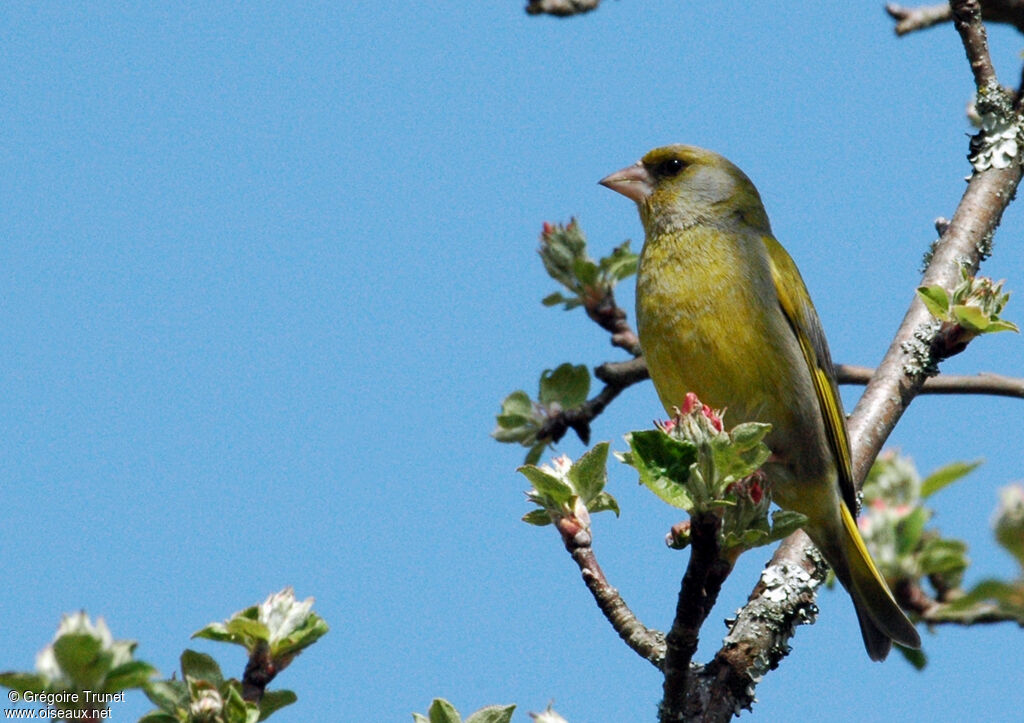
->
[[660, 514, 734, 723], [952, 0, 999, 88], [886, 3, 954, 34], [886, 1, 1024, 35], [837, 364, 1024, 397], [538, 309, 643, 445], [847, 4, 1022, 481], [540, 356, 1022, 447], [538, 379, 628, 446], [553, 514, 666, 669], [682, 533, 829, 720], [898, 579, 1024, 625], [241, 641, 275, 703], [583, 288, 642, 356], [525, 0, 601, 17]]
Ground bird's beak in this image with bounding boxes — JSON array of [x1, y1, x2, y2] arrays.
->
[[599, 161, 654, 203]]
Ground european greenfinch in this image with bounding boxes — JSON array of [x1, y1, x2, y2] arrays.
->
[[600, 145, 921, 660]]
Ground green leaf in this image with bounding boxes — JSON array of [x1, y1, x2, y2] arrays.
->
[[626, 430, 698, 510], [491, 425, 532, 444], [541, 292, 568, 307], [524, 441, 547, 466], [180, 650, 223, 687], [918, 538, 969, 577], [258, 689, 297, 721], [0, 672, 47, 695], [428, 698, 463, 723], [589, 491, 620, 517], [723, 526, 771, 552], [710, 432, 770, 487], [896, 507, 931, 556], [521, 509, 553, 526], [225, 616, 271, 644], [270, 614, 329, 661], [896, 644, 928, 670], [569, 442, 609, 503], [142, 679, 188, 712], [916, 285, 951, 320], [952, 304, 991, 332], [770, 510, 808, 540], [465, 704, 517, 723], [52, 633, 106, 689], [102, 660, 158, 693], [728, 422, 771, 451], [192, 622, 236, 644], [499, 390, 533, 417], [495, 413, 531, 429], [976, 580, 1024, 610], [629, 431, 696, 481], [937, 579, 1024, 622], [946, 579, 1017, 608], [493, 392, 542, 444], [518, 465, 573, 505], [223, 682, 260, 723], [599, 240, 638, 281], [538, 364, 590, 408], [984, 319, 1020, 333], [921, 460, 981, 498], [137, 713, 179, 723], [573, 258, 599, 286], [414, 716, 430, 723]]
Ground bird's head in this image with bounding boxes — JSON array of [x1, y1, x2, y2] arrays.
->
[[599, 145, 771, 236]]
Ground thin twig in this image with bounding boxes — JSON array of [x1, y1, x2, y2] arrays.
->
[[886, 3, 953, 35], [538, 317, 643, 445], [595, 356, 649, 386], [837, 364, 1024, 397], [541, 357, 1022, 446], [538, 381, 627, 445], [583, 288, 642, 356], [525, 0, 601, 17], [921, 605, 1024, 624], [553, 515, 666, 669]]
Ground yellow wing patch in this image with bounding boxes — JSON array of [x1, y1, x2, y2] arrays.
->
[[762, 236, 857, 513]]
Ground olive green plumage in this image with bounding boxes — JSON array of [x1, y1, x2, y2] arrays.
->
[[600, 145, 920, 660]]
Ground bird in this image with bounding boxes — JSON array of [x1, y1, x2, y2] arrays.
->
[[599, 144, 921, 660]]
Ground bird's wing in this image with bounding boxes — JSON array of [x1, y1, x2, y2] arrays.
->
[[762, 235, 857, 513]]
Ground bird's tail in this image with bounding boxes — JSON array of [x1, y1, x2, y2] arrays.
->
[[826, 503, 922, 661]]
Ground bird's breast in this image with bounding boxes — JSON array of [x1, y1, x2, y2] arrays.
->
[[635, 228, 811, 440]]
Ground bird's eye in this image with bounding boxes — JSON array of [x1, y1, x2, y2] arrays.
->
[[656, 158, 686, 178]]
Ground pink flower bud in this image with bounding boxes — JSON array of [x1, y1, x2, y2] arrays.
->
[[703, 404, 723, 432]]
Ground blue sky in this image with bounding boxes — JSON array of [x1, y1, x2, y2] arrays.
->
[[3, 2, 1023, 721]]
